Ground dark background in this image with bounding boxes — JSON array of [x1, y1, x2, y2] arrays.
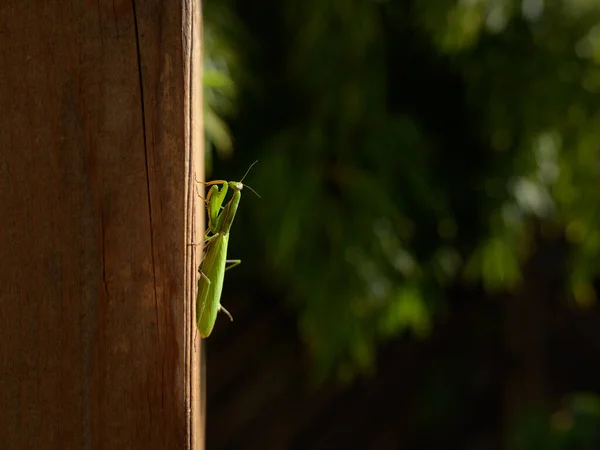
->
[[202, 1, 600, 449]]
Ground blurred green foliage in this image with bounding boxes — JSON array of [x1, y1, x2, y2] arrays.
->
[[510, 393, 600, 450], [203, 0, 600, 381], [203, 1, 253, 172]]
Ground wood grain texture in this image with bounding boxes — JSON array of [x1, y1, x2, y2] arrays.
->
[[0, 0, 204, 448]]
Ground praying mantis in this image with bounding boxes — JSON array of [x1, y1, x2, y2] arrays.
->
[[194, 161, 259, 338]]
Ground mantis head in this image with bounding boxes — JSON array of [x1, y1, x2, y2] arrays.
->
[[229, 181, 244, 191]]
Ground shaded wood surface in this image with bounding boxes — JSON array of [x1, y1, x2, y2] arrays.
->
[[0, 1, 204, 448]]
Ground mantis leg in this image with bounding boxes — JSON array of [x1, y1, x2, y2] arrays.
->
[[224, 260, 241, 271], [220, 305, 233, 321], [217, 261, 240, 321], [198, 269, 210, 281], [189, 232, 220, 249]]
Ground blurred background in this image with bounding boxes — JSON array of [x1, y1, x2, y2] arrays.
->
[[202, 0, 600, 449]]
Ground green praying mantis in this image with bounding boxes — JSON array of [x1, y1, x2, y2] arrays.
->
[[194, 161, 260, 338]]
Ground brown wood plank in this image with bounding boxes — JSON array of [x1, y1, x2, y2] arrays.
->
[[0, 0, 204, 448]]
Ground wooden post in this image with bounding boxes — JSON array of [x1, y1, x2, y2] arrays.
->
[[0, 0, 204, 448]]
